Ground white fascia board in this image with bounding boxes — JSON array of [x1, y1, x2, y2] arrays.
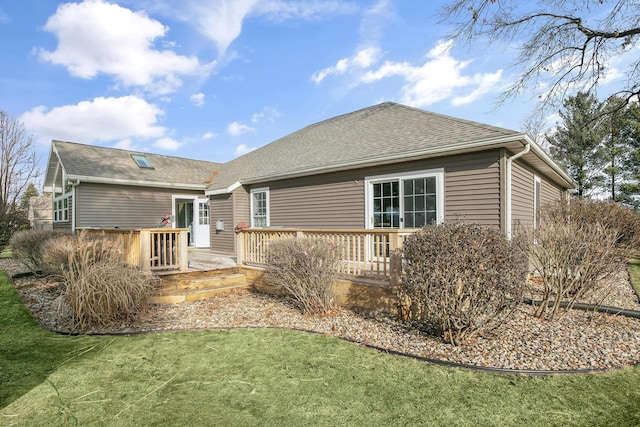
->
[[205, 181, 242, 195], [66, 175, 207, 191]]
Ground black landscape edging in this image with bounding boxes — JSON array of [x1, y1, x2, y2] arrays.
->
[[521, 297, 640, 319]]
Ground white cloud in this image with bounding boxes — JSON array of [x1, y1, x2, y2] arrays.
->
[[153, 137, 183, 151], [360, 40, 503, 107], [183, 0, 358, 55], [227, 121, 255, 136], [38, 0, 210, 94], [190, 92, 205, 106], [20, 95, 166, 144], [202, 131, 217, 140], [235, 143, 257, 155], [253, 0, 359, 21], [251, 106, 280, 123], [187, 0, 260, 54], [312, 46, 381, 83]]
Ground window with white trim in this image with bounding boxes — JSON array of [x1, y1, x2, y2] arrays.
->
[[250, 188, 269, 228], [366, 169, 444, 229], [534, 175, 541, 227], [198, 200, 210, 225], [53, 196, 70, 222]]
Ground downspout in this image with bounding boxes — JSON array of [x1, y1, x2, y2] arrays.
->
[[505, 142, 531, 239], [70, 179, 80, 234]]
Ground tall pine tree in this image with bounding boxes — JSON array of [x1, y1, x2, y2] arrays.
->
[[547, 92, 606, 198]]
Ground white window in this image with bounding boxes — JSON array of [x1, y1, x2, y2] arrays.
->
[[53, 196, 70, 222], [198, 200, 210, 225], [366, 169, 444, 229], [534, 176, 541, 227], [250, 187, 270, 228]]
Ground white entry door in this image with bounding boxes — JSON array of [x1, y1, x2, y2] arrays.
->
[[194, 199, 210, 248]]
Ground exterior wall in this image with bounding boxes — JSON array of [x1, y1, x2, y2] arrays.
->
[[74, 183, 201, 229], [209, 192, 235, 255], [541, 178, 565, 207], [511, 160, 534, 231], [511, 158, 568, 233], [245, 150, 502, 230], [443, 153, 501, 227]]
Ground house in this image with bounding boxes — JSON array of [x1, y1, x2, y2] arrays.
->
[[28, 196, 52, 230], [43, 102, 574, 257], [43, 141, 220, 248]]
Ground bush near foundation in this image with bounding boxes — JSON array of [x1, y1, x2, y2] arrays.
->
[[517, 201, 625, 320], [9, 229, 70, 275], [266, 237, 341, 316], [48, 232, 157, 330], [541, 198, 640, 252], [400, 223, 528, 346]]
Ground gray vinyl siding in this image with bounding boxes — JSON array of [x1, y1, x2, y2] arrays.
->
[[541, 178, 564, 208], [268, 171, 364, 229], [511, 160, 534, 231], [74, 183, 201, 228], [210, 193, 234, 255], [246, 150, 501, 230], [444, 154, 501, 227]]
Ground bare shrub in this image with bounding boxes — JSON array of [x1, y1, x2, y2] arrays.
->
[[265, 237, 341, 316], [400, 223, 528, 346], [9, 229, 70, 274], [516, 220, 622, 320], [54, 233, 156, 330], [542, 198, 640, 252]]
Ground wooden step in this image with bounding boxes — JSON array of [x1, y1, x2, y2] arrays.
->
[[157, 273, 246, 291], [150, 282, 251, 304], [150, 272, 250, 304]]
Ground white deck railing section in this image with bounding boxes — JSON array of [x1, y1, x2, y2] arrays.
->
[[237, 228, 416, 281]]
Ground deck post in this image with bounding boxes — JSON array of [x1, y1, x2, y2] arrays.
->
[[389, 231, 403, 286], [236, 231, 244, 265], [139, 229, 151, 272], [178, 229, 188, 271]]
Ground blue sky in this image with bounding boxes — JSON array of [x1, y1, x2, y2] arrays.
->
[[0, 0, 633, 176]]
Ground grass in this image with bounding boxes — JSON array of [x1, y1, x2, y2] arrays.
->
[[0, 249, 12, 259], [2, 270, 640, 425], [628, 254, 640, 297]]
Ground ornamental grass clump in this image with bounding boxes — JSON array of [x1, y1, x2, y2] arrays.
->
[[400, 223, 528, 346], [49, 232, 157, 330], [9, 229, 70, 275], [266, 237, 342, 316]]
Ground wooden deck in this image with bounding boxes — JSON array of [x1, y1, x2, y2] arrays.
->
[[151, 249, 245, 304]]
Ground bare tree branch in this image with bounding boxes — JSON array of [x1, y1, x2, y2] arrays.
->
[[439, 1, 640, 115]]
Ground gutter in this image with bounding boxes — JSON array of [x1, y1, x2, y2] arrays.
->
[[505, 141, 531, 239]]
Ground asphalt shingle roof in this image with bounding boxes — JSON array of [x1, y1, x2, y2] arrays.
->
[[52, 140, 220, 187], [207, 102, 520, 190]]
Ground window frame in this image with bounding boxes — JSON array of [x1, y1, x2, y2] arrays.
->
[[250, 187, 270, 228], [534, 175, 541, 227], [365, 169, 445, 229], [131, 154, 154, 169], [53, 194, 70, 222]]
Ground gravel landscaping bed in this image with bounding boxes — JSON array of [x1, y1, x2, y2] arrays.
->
[[3, 258, 640, 373]]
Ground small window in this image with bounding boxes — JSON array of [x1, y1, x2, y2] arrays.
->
[[132, 154, 154, 169], [250, 188, 270, 228]]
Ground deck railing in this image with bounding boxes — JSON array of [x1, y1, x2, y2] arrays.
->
[[79, 228, 188, 272], [236, 228, 416, 282]]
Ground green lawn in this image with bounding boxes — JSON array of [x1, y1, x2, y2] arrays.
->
[[2, 270, 640, 426]]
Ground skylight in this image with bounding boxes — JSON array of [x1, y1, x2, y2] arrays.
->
[[132, 154, 154, 169]]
